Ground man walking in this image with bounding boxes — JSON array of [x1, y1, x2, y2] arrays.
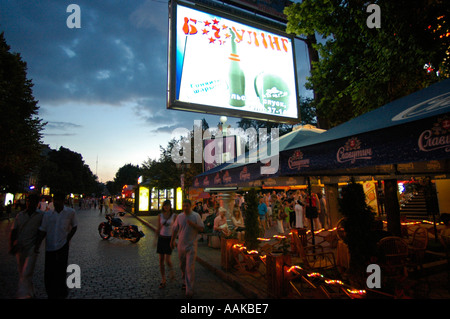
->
[[171, 199, 204, 298], [35, 192, 78, 299], [9, 194, 43, 298]]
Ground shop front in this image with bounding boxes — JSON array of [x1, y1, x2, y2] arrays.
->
[[135, 182, 184, 215]]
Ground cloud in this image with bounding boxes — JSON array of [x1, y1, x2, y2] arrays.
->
[[45, 121, 82, 130], [43, 133, 77, 136], [1, 0, 168, 108]]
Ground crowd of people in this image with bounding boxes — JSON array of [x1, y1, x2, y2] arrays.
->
[[256, 190, 332, 235]]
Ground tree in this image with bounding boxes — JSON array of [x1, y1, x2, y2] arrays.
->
[[112, 163, 141, 193], [285, 0, 450, 129], [0, 32, 45, 192], [141, 139, 181, 190], [37, 146, 99, 195]]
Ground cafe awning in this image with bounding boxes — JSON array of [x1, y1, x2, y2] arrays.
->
[[193, 125, 325, 188], [194, 79, 450, 188], [280, 78, 450, 177]]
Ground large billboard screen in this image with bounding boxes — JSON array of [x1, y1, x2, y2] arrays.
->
[[168, 1, 300, 123]]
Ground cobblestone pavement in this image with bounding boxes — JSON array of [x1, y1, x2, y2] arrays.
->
[[0, 208, 245, 299]]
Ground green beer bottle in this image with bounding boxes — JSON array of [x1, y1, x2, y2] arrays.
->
[[228, 28, 246, 107]]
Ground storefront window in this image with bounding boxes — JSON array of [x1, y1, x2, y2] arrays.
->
[[151, 188, 158, 210]]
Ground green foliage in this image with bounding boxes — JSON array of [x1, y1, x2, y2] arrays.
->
[[285, 1, 450, 129], [0, 32, 45, 191], [110, 163, 141, 194], [338, 180, 375, 273], [38, 146, 99, 195], [141, 138, 181, 190], [244, 188, 260, 250]]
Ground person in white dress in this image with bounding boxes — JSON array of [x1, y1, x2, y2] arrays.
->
[[294, 200, 304, 228]]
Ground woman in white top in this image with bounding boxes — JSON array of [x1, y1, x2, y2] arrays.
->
[[294, 200, 304, 228], [156, 200, 177, 288]]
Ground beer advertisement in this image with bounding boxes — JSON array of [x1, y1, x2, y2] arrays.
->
[[169, 2, 299, 122]]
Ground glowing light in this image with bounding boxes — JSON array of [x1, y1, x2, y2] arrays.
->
[[247, 250, 259, 255], [325, 280, 344, 285], [287, 265, 303, 273], [257, 238, 271, 241], [273, 235, 287, 239], [346, 289, 366, 295], [307, 272, 323, 278]]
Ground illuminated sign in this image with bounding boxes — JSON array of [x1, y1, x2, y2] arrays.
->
[[139, 186, 149, 212], [168, 1, 299, 123], [176, 187, 183, 210]]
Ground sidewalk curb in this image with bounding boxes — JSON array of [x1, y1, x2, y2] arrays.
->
[[131, 213, 265, 299]]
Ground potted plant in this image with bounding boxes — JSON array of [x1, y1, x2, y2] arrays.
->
[[243, 188, 261, 250]]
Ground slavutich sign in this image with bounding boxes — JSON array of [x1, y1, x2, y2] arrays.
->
[[336, 137, 373, 164], [288, 150, 310, 170], [418, 116, 450, 153]]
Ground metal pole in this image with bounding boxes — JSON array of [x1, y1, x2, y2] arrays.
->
[[307, 177, 315, 246]]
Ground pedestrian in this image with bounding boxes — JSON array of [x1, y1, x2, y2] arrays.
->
[[305, 192, 321, 230], [156, 200, 177, 289], [284, 200, 294, 230], [109, 197, 114, 213], [231, 207, 245, 242], [274, 200, 285, 234], [294, 199, 304, 228], [37, 197, 48, 212], [47, 197, 54, 212], [35, 192, 78, 299], [9, 194, 43, 299], [317, 192, 329, 229], [213, 207, 230, 237], [99, 197, 104, 214], [258, 197, 267, 233], [6, 200, 13, 220], [170, 199, 204, 299]]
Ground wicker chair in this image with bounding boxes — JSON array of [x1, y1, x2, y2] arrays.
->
[[291, 229, 337, 273], [378, 236, 409, 281], [407, 226, 428, 272]]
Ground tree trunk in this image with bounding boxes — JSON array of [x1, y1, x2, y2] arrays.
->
[[384, 179, 401, 236]]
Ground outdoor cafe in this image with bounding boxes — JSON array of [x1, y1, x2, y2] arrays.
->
[[190, 79, 450, 298]]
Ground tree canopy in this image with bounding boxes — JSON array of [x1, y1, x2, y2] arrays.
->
[[0, 32, 45, 192], [38, 146, 100, 195], [285, 0, 450, 129]]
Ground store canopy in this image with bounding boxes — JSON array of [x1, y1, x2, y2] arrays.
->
[[279, 78, 450, 177], [193, 125, 325, 188], [194, 79, 450, 188]]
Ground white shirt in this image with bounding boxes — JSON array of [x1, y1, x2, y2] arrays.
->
[[294, 203, 304, 228], [173, 211, 204, 251], [39, 206, 78, 251]]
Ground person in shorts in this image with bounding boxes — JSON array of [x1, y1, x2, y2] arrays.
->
[[156, 200, 177, 289]]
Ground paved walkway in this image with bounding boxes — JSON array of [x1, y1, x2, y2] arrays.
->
[[131, 213, 268, 298], [129, 210, 450, 299]]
